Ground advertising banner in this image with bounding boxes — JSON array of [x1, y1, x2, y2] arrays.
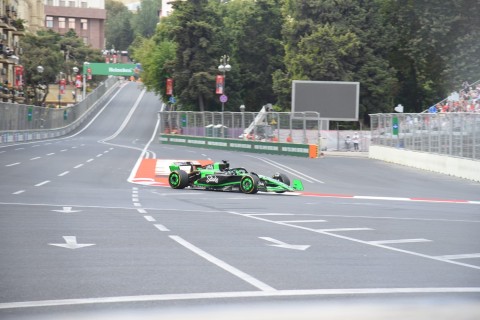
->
[[166, 78, 173, 95], [216, 75, 224, 94]]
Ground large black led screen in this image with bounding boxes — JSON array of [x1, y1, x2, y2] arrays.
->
[[292, 81, 359, 120]]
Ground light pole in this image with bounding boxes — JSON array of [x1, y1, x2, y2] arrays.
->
[[240, 104, 245, 139], [218, 55, 231, 112], [36, 65, 44, 106], [83, 62, 89, 100], [72, 66, 79, 103]]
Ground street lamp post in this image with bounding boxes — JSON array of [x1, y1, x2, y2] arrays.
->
[[72, 66, 79, 103], [83, 62, 89, 100], [218, 55, 231, 113], [36, 65, 44, 106]]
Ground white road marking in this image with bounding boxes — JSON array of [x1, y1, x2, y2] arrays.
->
[[368, 239, 431, 245], [436, 253, 480, 260], [144, 216, 156, 222], [86, 158, 94, 163], [58, 171, 69, 176], [246, 213, 298, 216], [1, 287, 479, 309], [60, 149, 68, 152], [14, 148, 25, 150], [133, 203, 141, 207], [137, 209, 147, 214], [74, 164, 84, 169], [48, 236, 95, 249], [12, 190, 25, 195], [228, 211, 480, 270], [259, 237, 310, 251], [170, 235, 276, 292], [96, 154, 103, 157], [317, 228, 373, 232], [6, 162, 20, 167], [154, 224, 169, 231], [30, 157, 41, 160], [279, 219, 327, 223], [46, 153, 55, 156], [35, 180, 50, 187]]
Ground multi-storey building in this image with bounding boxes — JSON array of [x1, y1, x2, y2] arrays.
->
[[44, 0, 106, 49]]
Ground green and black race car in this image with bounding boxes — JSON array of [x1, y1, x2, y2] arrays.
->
[[168, 160, 304, 194]]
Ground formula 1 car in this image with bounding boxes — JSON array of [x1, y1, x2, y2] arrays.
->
[[168, 160, 304, 194]]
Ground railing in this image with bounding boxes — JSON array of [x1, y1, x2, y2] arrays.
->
[[159, 110, 322, 145], [0, 77, 119, 144], [370, 113, 480, 160]]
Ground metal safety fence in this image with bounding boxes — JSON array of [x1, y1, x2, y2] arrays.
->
[[0, 77, 119, 144], [159, 110, 322, 145], [370, 113, 480, 160]]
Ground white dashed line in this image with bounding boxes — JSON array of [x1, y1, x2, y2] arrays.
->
[[137, 209, 147, 214], [74, 164, 84, 169], [12, 190, 25, 195], [6, 162, 20, 167], [30, 157, 41, 160], [35, 180, 50, 187], [154, 224, 169, 231], [58, 171, 70, 177], [86, 159, 94, 163], [144, 216, 156, 222], [46, 153, 55, 156], [133, 203, 141, 207]]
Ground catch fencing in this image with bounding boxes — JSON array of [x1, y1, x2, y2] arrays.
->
[[0, 77, 119, 144], [159, 110, 322, 145], [370, 113, 480, 160]]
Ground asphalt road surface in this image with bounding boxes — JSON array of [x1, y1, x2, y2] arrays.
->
[[1, 82, 479, 319]]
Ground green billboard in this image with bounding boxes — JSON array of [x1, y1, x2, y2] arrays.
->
[[83, 63, 138, 76]]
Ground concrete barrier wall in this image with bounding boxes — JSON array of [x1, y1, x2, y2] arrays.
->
[[369, 146, 480, 182]]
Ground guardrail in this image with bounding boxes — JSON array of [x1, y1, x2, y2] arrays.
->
[[370, 113, 480, 160], [0, 77, 119, 144]]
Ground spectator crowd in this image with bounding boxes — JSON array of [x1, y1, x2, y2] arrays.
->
[[428, 81, 480, 113]]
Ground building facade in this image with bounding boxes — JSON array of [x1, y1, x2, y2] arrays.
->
[[44, 0, 106, 49]]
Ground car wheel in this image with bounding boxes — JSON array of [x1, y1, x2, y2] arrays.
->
[[169, 170, 189, 189], [239, 175, 259, 194]]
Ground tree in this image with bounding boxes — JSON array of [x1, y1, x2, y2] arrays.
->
[[105, 0, 135, 51], [132, 0, 161, 38], [169, 0, 223, 111], [221, 0, 285, 111], [280, 0, 397, 123], [383, 0, 480, 112]]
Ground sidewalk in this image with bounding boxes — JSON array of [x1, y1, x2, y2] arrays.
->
[[321, 151, 369, 158]]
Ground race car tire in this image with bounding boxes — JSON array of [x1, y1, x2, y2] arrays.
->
[[273, 173, 290, 186], [169, 170, 189, 189], [239, 175, 259, 194]]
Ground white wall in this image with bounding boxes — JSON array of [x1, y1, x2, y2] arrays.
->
[[369, 146, 480, 182]]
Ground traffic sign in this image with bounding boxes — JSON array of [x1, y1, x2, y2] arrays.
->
[[169, 96, 176, 104], [220, 94, 228, 103]]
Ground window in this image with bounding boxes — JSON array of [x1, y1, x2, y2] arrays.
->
[[69, 1, 75, 7], [59, 17, 66, 29], [68, 18, 75, 29], [81, 2, 87, 8], [60, 1, 66, 6], [81, 19, 88, 30], [46, 16, 53, 28], [46, 0, 53, 5]]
